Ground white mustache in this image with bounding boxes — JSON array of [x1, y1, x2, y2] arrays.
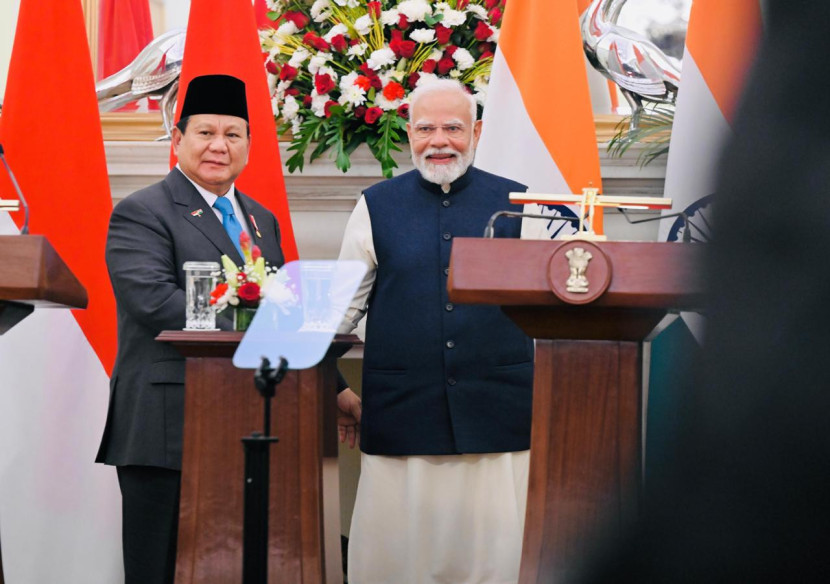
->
[[423, 148, 459, 158]]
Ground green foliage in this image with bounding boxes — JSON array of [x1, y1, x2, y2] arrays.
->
[[607, 105, 675, 167]]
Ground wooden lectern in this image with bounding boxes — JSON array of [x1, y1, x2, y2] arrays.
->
[[156, 331, 355, 584], [448, 238, 703, 583], [0, 235, 88, 584], [0, 235, 87, 334]]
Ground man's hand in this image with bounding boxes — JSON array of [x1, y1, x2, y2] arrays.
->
[[337, 388, 362, 449]]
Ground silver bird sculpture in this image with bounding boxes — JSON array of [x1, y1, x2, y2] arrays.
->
[[581, 0, 681, 128], [95, 28, 186, 138]]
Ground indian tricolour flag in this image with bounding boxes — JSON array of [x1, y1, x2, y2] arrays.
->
[[659, 0, 762, 242], [0, 0, 122, 581], [475, 0, 602, 239], [646, 0, 762, 487]]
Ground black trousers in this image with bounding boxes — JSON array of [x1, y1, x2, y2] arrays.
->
[[117, 465, 181, 584]]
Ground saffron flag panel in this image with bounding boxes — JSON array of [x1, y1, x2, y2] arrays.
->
[[173, 0, 298, 261], [0, 0, 122, 582], [476, 0, 603, 239]]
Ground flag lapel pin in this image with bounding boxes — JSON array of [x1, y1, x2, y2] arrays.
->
[[191, 209, 204, 217], [249, 214, 262, 238]]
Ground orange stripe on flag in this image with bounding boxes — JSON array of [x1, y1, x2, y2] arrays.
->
[[173, 0, 298, 261], [498, 0, 602, 197], [686, 0, 762, 123], [0, 0, 117, 374]]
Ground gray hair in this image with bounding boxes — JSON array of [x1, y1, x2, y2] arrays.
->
[[408, 78, 477, 124]]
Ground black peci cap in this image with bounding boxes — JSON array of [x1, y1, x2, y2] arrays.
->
[[179, 74, 248, 122]]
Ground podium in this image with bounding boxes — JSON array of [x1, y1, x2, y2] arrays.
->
[[0, 235, 87, 334], [0, 235, 87, 584], [448, 238, 703, 583], [156, 331, 356, 584]]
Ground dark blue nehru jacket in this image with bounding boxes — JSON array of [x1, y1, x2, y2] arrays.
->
[[360, 166, 534, 455]]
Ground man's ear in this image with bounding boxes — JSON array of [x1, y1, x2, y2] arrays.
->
[[171, 126, 183, 155], [472, 119, 483, 148]]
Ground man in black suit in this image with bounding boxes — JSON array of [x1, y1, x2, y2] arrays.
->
[[96, 74, 284, 584]]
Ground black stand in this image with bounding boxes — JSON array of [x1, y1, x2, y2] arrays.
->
[[241, 356, 288, 584]]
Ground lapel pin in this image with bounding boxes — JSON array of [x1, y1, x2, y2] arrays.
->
[[249, 214, 262, 238], [191, 209, 204, 217]]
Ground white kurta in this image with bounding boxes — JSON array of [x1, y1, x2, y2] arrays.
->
[[338, 196, 530, 583]]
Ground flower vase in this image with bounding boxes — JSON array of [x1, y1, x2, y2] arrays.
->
[[234, 307, 257, 332]]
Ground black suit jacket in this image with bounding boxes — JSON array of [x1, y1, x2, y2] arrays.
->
[[96, 168, 284, 470]]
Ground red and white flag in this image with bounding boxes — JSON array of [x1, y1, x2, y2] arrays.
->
[[173, 0, 298, 261], [476, 0, 603, 238], [0, 0, 122, 582], [659, 0, 762, 242]]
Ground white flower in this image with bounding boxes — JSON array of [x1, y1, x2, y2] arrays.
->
[[449, 69, 461, 78], [466, 4, 488, 20], [353, 14, 374, 35], [288, 47, 310, 68], [271, 96, 280, 118], [323, 23, 349, 42], [291, 117, 303, 135], [428, 48, 444, 61], [339, 84, 367, 107], [276, 80, 293, 94], [333, 0, 359, 6], [310, 0, 332, 22], [437, 8, 466, 27], [310, 92, 330, 117], [474, 88, 488, 105], [409, 28, 435, 44], [472, 75, 489, 91], [415, 72, 439, 87], [272, 21, 298, 46], [397, 0, 432, 22], [376, 92, 401, 112], [282, 95, 300, 120], [367, 47, 396, 70], [489, 28, 500, 43], [265, 0, 285, 11], [380, 9, 400, 26], [452, 47, 475, 71], [308, 53, 333, 75], [347, 43, 369, 59]]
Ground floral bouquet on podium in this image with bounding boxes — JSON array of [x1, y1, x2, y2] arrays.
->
[[210, 232, 279, 331]]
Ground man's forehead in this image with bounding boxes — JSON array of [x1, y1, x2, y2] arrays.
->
[[188, 114, 247, 130]]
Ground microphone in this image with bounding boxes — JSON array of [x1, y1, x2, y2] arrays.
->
[[0, 142, 30, 234], [617, 207, 694, 243], [483, 210, 580, 238]]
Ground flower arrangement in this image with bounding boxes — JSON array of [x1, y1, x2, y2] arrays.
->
[[210, 232, 277, 315], [261, 0, 506, 177]]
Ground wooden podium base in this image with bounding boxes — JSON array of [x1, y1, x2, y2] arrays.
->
[[520, 340, 642, 584], [160, 331, 347, 584]]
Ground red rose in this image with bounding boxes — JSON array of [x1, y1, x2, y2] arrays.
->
[[485, 0, 499, 8], [303, 95, 312, 107], [488, 7, 503, 24], [314, 73, 336, 95], [364, 107, 383, 124], [283, 10, 309, 29], [368, 1, 382, 18], [370, 74, 383, 90], [279, 64, 298, 81], [398, 14, 410, 30], [265, 60, 278, 75], [252, 245, 262, 261], [474, 21, 493, 41], [390, 37, 416, 58], [210, 283, 228, 306], [303, 32, 330, 51], [421, 59, 437, 73], [284, 87, 300, 97], [479, 50, 494, 61], [478, 42, 494, 54], [444, 45, 458, 57], [407, 72, 420, 89], [391, 29, 403, 42], [330, 34, 348, 52], [324, 100, 338, 118], [435, 24, 452, 45], [397, 103, 410, 119], [354, 105, 367, 119], [238, 282, 261, 305], [437, 57, 455, 75], [382, 81, 405, 101]]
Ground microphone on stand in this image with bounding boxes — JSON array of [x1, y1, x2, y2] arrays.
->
[[483, 210, 580, 238], [0, 142, 30, 234]]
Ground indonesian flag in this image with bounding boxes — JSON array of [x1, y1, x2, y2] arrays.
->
[[0, 0, 122, 582], [659, 0, 762, 242], [173, 0, 298, 261], [476, 0, 603, 238]]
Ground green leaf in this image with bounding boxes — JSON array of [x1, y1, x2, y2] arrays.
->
[[266, 11, 280, 21]]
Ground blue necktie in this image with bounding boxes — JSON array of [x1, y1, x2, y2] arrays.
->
[[213, 197, 244, 258]]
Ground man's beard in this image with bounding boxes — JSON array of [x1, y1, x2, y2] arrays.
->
[[412, 145, 475, 186]]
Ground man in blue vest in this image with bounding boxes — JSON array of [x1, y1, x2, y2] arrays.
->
[[336, 78, 534, 583]]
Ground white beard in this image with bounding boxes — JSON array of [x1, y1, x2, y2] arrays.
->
[[412, 145, 475, 186]]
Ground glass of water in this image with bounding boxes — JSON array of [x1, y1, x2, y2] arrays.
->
[[183, 261, 220, 330]]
